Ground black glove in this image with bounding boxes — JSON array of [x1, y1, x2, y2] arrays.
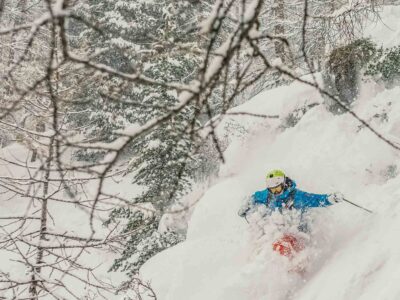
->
[[328, 192, 344, 204], [238, 205, 251, 217]]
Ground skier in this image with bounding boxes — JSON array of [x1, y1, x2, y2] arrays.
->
[[238, 169, 343, 260]]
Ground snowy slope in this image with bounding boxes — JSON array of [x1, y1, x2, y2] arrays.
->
[[140, 6, 400, 300]]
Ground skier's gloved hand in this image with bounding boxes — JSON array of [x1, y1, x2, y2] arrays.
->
[[238, 205, 251, 217], [238, 197, 253, 217], [328, 192, 344, 204]]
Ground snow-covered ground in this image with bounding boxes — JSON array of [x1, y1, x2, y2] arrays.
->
[[140, 6, 400, 300]]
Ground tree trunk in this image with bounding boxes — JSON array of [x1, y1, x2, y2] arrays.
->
[[31, 122, 45, 162], [29, 148, 50, 299]]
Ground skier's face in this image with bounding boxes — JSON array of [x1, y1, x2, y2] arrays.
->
[[269, 184, 284, 195]]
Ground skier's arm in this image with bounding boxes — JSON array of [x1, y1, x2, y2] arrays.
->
[[238, 191, 267, 217], [238, 196, 253, 217], [295, 190, 331, 208]]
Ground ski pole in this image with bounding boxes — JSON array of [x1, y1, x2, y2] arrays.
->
[[343, 198, 373, 214]]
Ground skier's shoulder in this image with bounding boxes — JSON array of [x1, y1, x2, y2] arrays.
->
[[252, 189, 269, 204], [287, 179, 324, 198], [294, 188, 328, 200]]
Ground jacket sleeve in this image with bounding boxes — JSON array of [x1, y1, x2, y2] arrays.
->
[[238, 191, 269, 217], [238, 193, 261, 217], [295, 190, 331, 209]]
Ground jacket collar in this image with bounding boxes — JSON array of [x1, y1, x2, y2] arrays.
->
[[268, 179, 296, 203]]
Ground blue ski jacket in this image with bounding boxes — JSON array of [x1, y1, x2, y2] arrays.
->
[[252, 178, 332, 212]]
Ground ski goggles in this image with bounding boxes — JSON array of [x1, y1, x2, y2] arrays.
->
[[268, 184, 284, 195]]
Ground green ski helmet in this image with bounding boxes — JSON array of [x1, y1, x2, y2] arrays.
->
[[265, 169, 286, 188]]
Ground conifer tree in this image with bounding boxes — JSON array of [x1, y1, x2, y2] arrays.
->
[[67, 0, 207, 277]]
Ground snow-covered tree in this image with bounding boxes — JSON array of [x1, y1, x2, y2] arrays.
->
[[0, 2, 125, 298], [66, 0, 209, 278], [323, 38, 376, 112], [67, 0, 203, 157], [366, 44, 400, 88], [0, 0, 51, 149]]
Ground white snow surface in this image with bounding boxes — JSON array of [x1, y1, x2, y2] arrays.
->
[[141, 7, 400, 298]]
